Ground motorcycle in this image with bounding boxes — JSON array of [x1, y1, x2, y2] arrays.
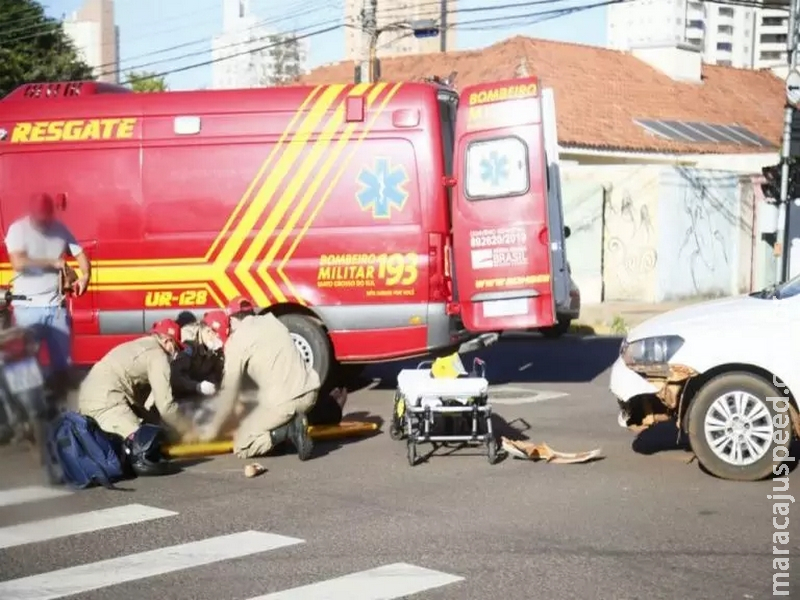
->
[[0, 287, 49, 448]]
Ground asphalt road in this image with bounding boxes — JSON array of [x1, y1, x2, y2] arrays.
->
[[0, 334, 798, 600]]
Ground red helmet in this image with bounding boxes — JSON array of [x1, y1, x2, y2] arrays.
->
[[202, 310, 230, 342], [151, 319, 184, 348], [226, 295, 254, 316]]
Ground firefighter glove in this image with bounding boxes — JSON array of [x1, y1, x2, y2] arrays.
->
[[197, 381, 217, 396]]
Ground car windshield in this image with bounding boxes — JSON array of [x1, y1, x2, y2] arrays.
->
[[750, 272, 800, 299]]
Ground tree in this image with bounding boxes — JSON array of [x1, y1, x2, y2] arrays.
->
[[0, 0, 94, 98], [127, 71, 168, 92]]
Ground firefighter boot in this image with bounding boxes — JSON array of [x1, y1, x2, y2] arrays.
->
[[270, 412, 312, 461]]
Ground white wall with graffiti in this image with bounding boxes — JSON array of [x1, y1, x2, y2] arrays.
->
[[561, 165, 774, 304]]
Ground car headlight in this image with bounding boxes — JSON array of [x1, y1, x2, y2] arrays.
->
[[621, 335, 684, 368]]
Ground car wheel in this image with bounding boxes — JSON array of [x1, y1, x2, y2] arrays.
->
[[540, 317, 571, 339], [277, 314, 332, 385], [686, 372, 792, 481]]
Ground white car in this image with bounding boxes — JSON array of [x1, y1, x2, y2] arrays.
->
[[609, 278, 800, 481]]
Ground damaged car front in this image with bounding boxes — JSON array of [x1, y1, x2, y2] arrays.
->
[[612, 334, 695, 432], [608, 293, 800, 482]]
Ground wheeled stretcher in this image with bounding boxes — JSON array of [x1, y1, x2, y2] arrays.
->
[[390, 357, 498, 465]]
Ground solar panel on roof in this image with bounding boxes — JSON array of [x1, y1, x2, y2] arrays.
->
[[686, 122, 734, 143], [633, 118, 777, 148], [727, 125, 774, 147], [636, 119, 681, 141], [661, 120, 708, 143], [714, 124, 759, 145]]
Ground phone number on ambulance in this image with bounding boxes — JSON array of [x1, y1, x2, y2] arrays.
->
[[470, 231, 527, 248]]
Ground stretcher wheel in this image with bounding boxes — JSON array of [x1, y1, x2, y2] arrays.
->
[[407, 439, 417, 466], [486, 436, 498, 465], [390, 393, 405, 441]]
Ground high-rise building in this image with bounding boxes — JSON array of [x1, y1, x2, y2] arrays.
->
[[344, 0, 458, 62], [607, 0, 789, 69], [211, 0, 308, 89], [62, 0, 119, 83]]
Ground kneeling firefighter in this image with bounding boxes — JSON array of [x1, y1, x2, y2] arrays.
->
[[77, 319, 197, 475], [199, 300, 318, 460]]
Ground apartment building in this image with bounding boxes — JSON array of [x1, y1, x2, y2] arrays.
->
[[607, 0, 789, 69], [211, 0, 308, 89], [62, 0, 119, 83], [344, 0, 458, 61]]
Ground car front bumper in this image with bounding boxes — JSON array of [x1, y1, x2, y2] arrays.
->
[[609, 356, 660, 427]]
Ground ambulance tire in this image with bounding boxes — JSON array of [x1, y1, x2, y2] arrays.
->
[[278, 314, 332, 385]]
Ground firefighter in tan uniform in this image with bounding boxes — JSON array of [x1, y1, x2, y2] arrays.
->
[[200, 300, 319, 460], [77, 319, 196, 443]]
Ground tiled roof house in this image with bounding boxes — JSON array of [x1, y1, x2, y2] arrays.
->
[[299, 37, 784, 161]]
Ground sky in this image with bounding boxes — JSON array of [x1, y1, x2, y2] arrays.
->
[[44, 0, 608, 90]]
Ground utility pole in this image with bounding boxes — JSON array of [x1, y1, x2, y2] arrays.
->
[[777, 0, 800, 282], [358, 0, 378, 84], [439, 0, 447, 52]]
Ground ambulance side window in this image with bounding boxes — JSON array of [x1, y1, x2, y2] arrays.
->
[[465, 136, 529, 200]]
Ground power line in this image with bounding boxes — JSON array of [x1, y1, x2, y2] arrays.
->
[[146, 0, 623, 82], [125, 22, 343, 83]]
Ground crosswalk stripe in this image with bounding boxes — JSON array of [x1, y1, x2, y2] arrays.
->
[[0, 486, 71, 508], [0, 530, 304, 600], [0, 504, 177, 550], [247, 563, 464, 600]]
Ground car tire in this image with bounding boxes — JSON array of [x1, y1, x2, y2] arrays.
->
[[277, 314, 332, 385], [540, 317, 571, 339], [686, 372, 793, 482]]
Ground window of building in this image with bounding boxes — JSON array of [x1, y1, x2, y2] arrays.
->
[[465, 137, 529, 200], [762, 16, 784, 27], [716, 42, 732, 52], [719, 7, 734, 17], [688, 19, 704, 29], [718, 25, 733, 35]]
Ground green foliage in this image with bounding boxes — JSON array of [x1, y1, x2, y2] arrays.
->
[[0, 0, 94, 98], [127, 70, 168, 92]]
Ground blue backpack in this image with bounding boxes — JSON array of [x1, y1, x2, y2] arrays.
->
[[46, 411, 126, 489]]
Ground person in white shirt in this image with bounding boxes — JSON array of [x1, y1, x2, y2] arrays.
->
[[4, 193, 91, 394]]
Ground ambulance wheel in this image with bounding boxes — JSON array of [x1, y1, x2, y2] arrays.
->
[[407, 439, 417, 466], [279, 314, 332, 384]]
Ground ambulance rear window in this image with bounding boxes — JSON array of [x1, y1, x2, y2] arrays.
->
[[465, 136, 530, 200]]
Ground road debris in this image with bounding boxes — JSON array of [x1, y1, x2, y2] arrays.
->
[[244, 463, 266, 478], [501, 438, 603, 464]]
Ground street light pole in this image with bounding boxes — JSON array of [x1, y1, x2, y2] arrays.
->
[[777, 0, 799, 282]]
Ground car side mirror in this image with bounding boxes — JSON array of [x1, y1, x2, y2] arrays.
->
[[563, 226, 571, 239]]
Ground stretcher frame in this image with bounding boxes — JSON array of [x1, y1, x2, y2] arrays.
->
[[391, 358, 498, 466]]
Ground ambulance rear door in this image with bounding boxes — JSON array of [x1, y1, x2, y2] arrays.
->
[[450, 76, 561, 332]]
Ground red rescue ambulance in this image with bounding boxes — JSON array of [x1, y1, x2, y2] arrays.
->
[[0, 77, 570, 382]]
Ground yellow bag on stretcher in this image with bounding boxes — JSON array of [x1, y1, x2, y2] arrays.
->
[[431, 353, 468, 379]]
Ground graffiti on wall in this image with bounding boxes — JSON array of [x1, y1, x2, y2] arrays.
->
[[675, 170, 731, 295], [603, 174, 659, 300]]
